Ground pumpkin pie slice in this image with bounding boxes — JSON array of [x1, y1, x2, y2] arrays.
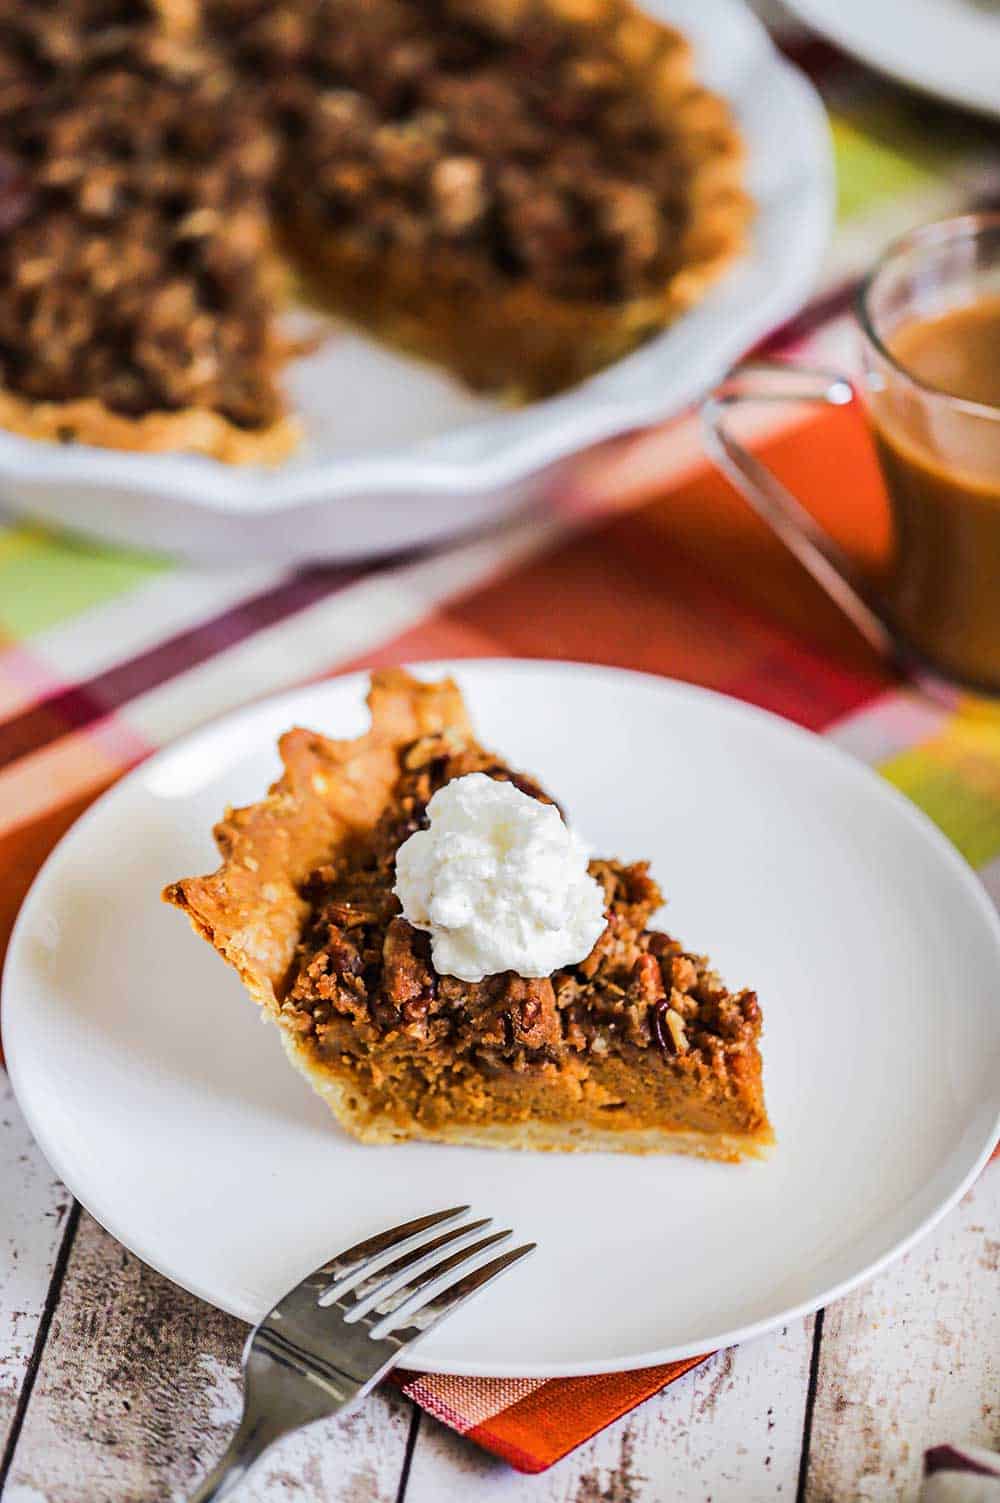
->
[[164, 670, 772, 1160]]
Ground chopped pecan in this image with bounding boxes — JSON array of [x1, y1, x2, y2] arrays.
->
[[669, 954, 699, 993], [650, 1001, 688, 1055], [664, 1007, 688, 1054], [500, 975, 560, 1050], [630, 952, 665, 1006], [382, 918, 435, 1020], [430, 156, 487, 235], [325, 929, 362, 977]]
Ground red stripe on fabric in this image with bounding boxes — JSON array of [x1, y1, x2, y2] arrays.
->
[[757, 282, 857, 355], [720, 638, 887, 731], [774, 32, 854, 81], [0, 562, 381, 772]]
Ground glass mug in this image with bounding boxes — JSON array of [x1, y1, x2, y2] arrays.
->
[[702, 213, 1000, 695]]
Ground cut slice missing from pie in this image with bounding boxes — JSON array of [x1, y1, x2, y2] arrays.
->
[[164, 670, 773, 1160]]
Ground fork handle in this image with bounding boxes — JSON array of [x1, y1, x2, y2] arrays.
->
[[188, 1412, 287, 1502]]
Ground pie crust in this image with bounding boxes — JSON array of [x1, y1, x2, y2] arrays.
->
[[164, 670, 773, 1161], [0, 389, 299, 464]]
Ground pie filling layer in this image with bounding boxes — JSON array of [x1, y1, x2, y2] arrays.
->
[[0, 0, 748, 455], [282, 738, 770, 1157]]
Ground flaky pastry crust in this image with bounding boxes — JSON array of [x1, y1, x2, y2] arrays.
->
[[0, 390, 299, 464], [164, 671, 471, 1013]]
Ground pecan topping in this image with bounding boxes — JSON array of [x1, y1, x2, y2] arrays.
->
[[382, 918, 435, 1019], [283, 735, 763, 1074], [500, 975, 560, 1050], [430, 157, 487, 235], [209, 0, 719, 310], [664, 1007, 688, 1054], [630, 953, 665, 1006], [325, 930, 362, 977], [0, 4, 285, 428]]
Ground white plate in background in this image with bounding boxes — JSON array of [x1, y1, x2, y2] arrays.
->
[[5, 661, 999, 1376], [784, 0, 1000, 120], [0, 0, 833, 562]]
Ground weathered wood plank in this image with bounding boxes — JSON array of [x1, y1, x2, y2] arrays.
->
[[5, 1083, 995, 1503], [404, 1318, 815, 1502], [804, 1168, 1000, 1503], [3, 1210, 410, 1503], [0, 1076, 73, 1459]]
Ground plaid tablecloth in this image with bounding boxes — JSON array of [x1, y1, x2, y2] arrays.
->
[[2, 22, 1000, 1476]]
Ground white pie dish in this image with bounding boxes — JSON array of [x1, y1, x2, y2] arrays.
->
[[0, 0, 833, 563], [4, 661, 999, 1377], [782, 0, 1000, 122]]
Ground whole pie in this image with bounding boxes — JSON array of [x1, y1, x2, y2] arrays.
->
[[164, 670, 773, 1160], [0, 0, 750, 459]]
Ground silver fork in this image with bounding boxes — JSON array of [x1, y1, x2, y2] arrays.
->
[[188, 1207, 535, 1501]]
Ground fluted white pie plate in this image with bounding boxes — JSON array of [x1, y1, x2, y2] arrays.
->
[[5, 661, 1000, 1376], [783, 0, 1000, 121], [0, 0, 833, 562]]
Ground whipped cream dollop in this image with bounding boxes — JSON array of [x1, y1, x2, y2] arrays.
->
[[393, 772, 607, 983]]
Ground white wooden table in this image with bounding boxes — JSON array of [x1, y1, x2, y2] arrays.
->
[[2, 1072, 996, 1502]]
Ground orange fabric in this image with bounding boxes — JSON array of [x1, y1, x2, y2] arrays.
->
[[338, 408, 893, 728], [462, 1357, 710, 1473], [0, 780, 119, 1066]]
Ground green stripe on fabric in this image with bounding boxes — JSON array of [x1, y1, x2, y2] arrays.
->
[[0, 523, 44, 566], [0, 524, 166, 637], [831, 112, 939, 222], [880, 711, 1000, 870]]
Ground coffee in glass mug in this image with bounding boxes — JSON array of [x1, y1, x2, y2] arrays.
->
[[703, 214, 1000, 695]]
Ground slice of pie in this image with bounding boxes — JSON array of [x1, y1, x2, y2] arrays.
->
[[164, 670, 772, 1160]]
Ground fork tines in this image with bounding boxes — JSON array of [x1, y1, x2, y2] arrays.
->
[[319, 1206, 535, 1342], [190, 1211, 534, 1500]]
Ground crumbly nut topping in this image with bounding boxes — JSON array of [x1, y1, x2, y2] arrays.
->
[[282, 735, 762, 1076], [208, 0, 710, 304], [0, 1, 286, 427]]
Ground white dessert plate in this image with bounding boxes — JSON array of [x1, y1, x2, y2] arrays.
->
[[783, 0, 1000, 121], [0, 0, 833, 563], [5, 661, 999, 1377]]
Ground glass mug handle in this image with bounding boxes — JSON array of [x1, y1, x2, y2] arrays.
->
[[700, 360, 898, 663]]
